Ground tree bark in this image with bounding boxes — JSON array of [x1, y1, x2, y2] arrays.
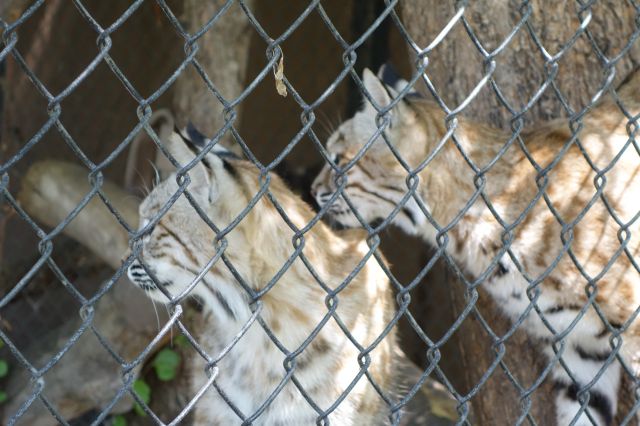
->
[[172, 0, 256, 151], [399, 1, 640, 424], [0, 0, 33, 23]]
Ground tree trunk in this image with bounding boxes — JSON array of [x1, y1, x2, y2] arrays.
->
[[172, 0, 255, 151], [399, 1, 640, 424], [165, 3, 257, 424]]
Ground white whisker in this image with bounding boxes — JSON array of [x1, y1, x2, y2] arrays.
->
[[148, 159, 161, 188], [150, 294, 161, 332], [163, 302, 173, 345], [316, 109, 337, 139]]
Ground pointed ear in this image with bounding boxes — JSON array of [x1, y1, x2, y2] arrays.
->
[[165, 132, 214, 199], [363, 68, 417, 128], [362, 68, 391, 108]]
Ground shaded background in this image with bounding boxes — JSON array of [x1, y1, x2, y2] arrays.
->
[[1, 1, 639, 424]]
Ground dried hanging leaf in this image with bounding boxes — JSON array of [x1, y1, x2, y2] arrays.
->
[[274, 55, 287, 97]]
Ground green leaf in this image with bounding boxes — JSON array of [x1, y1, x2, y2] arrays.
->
[[133, 379, 151, 403], [0, 360, 9, 378], [0, 338, 5, 349], [152, 348, 181, 381], [133, 403, 146, 417], [111, 415, 127, 426], [132, 379, 151, 417], [173, 334, 188, 348], [0, 391, 7, 404]]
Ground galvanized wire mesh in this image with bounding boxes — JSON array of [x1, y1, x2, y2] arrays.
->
[[1, 0, 639, 425]]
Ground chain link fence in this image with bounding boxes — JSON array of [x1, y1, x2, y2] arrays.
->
[[1, 0, 639, 425]]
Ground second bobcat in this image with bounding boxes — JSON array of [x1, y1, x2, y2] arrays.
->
[[312, 65, 640, 425]]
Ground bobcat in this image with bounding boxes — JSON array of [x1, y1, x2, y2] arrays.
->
[[126, 125, 403, 425], [311, 65, 640, 425]]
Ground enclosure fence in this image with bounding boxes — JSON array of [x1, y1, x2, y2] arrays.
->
[[1, 0, 640, 425]]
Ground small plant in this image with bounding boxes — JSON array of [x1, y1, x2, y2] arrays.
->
[[132, 379, 151, 417], [116, 337, 184, 422], [111, 414, 127, 426], [0, 339, 8, 404], [152, 348, 181, 382], [173, 334, 188, 348]]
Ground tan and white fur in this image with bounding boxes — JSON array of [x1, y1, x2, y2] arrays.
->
[[127, 127, 403, 425], [311, 66, 640, 425]]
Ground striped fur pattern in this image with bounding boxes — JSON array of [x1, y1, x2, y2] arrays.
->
[[127, 126, 401, 425], [311, 66, 640, 425]]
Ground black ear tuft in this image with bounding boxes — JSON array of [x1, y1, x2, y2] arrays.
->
[[377, 63, 402, 89], [174, 122, 206, 155], [186, 121, 208, 148]]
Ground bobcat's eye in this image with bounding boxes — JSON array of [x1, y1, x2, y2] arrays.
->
[[330, 153, 343, 166]]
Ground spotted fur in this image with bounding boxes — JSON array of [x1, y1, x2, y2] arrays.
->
[[312, 66, 640, 425], [127, 126, 403, 425]]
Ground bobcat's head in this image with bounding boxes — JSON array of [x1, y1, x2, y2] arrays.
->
[[126, 126, 253, 310], [312, 66, 440, 235], [127, 121, 351, 316]]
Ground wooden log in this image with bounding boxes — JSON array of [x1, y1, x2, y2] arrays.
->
[[18, 160, 138, 269]]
